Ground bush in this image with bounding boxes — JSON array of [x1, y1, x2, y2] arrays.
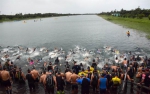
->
[[148, 15, 150, 20], [0, 16, 2, 20], [138, 14, 145, 19]]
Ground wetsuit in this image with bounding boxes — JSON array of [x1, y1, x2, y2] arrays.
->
[[92, 72, 99, 92], [77, 78, 90, 94], [56, 75, 65, 93], [91, 63, 97, 69], [72, 65, 81, 74], [26, 73, 35, 91], [47, 65, 53, 71]]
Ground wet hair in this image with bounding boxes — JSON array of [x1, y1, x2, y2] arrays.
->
[[19, 67, 22, 71], [3, 66, 6, 70], [74, 61, 77, 64], [82, 68, 84, 71], [58, 72, 61, 75], [43, 70, 46, 74], [27, 69, 31, 73], [7, 59, 10, 62], [32, 66, 35, 69], [93, 59, 95, 62], [81, 74, 85, 77], [14, 65, 17, 68], [11, 62, 13, 64], [101, 73, 105, 77], [73, 69, 76, 73]]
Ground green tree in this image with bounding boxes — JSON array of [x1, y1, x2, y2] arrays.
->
[[148, 15, 150, 20], [0, 15, 2, 20], [138, 14, 145, 19]]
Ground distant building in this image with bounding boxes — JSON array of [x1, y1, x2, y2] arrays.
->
[[112, 13, 120, 17]]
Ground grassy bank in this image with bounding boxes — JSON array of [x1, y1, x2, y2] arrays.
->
[[99, 15, 150, 39]]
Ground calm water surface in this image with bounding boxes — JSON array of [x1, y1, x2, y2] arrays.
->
[[0, 15, 150, 52]]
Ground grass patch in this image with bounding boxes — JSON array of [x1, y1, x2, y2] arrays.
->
[[99, 15, 150, 39]]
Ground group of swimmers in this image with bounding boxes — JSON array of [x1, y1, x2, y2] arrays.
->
[[0, 53, 150, 94]]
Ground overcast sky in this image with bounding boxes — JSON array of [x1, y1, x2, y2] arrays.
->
[[0, 0, 150, 15]]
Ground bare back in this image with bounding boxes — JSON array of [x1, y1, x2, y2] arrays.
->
[[31, 69, 39, 79], [65, 72, 72, 82], [1, 70, 10, 81], [40, 74, 47, 85], [70, 73, 78, 84]]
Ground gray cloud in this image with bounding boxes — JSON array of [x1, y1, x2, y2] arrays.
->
[[0, 0, 150, 15]]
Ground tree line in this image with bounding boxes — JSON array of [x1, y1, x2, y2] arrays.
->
[[99, 7, 150, 20], [0, 13, 80, 21]]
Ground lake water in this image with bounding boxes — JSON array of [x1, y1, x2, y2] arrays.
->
[[0, 15, 150, 94], [0, 15, 150, 52]]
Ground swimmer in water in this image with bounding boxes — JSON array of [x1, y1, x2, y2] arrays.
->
[[16, 55, 20, 60], [33, 48, 36, 53], [127, 31, 130, 37], [26, 48, 28, 53]]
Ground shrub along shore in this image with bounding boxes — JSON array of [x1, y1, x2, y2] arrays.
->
[[99, 15, 150, 39], [0, 13, 79, 22]]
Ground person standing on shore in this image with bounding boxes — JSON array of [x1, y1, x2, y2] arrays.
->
[[31, 67, 40, 83], [1, 67, 12, 94], [70, 70, 79, 94], [45, 70, 57, 94], [98, 73, 107, 94], [26, 69, 35, 92]]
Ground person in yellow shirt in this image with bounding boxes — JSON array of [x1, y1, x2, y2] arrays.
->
[[112, 75, 121, 84], [111, 74, 121, 93]]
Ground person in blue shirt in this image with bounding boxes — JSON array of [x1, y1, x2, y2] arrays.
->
[[77, 74, 90, 94], [98, 73, 108, 94]]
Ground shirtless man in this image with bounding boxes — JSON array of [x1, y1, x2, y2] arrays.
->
[[65, 69, 72, 85], [1, 67, 12, 94], [40, 71, 47, 90], [31, 67, 40, 83], [70, 70, 79, 94], [111, 64, 118, 72]]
